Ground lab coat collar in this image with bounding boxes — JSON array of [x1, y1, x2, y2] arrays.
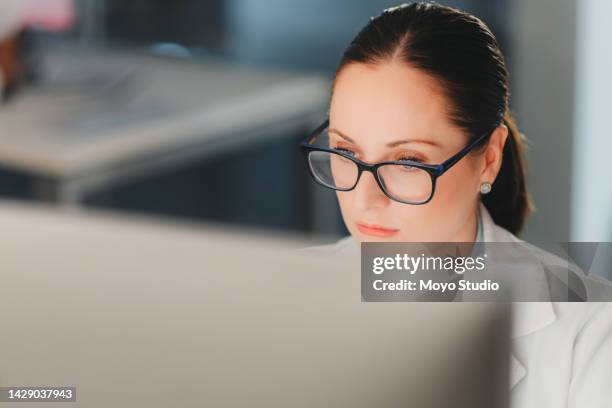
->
[[479, 202, 557, 389]]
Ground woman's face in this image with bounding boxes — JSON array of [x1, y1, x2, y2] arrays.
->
[[329, 61, 504, 243]]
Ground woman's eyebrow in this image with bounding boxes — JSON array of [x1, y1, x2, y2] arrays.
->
[[329, 128, 440, 148]]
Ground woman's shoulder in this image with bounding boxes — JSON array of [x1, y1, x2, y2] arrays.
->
[[481, 204, 612, 301]]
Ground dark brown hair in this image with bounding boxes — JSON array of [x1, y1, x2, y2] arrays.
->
[[332, 2, 534, 235]]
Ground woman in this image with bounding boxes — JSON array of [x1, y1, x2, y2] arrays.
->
[[300, 3, 612, 407]]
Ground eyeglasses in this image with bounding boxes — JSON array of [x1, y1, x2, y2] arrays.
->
[[299, 119, 493, 205]]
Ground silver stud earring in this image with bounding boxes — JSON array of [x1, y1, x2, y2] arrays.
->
[[480, 182, 492, 194]]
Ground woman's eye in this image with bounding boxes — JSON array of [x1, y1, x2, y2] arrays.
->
[[334, 147, 356, 157], [397, 156, 423, 171], [398, 155, 422, 163]]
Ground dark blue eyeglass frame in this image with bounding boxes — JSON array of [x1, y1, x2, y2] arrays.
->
[[299, 119, 494, 205]]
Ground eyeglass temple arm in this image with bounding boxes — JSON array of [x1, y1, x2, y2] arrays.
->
[[300, 119, 330, 145], [438, 129, 492, 174]]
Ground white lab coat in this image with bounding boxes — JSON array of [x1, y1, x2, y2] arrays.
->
[[304, 202, 612, 407]]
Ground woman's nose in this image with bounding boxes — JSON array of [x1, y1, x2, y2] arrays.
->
[[352, 170, 390, 210]]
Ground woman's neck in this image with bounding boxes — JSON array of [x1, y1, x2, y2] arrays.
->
[[447, 205, 481, 256]]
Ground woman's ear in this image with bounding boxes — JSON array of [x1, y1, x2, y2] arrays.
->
[[480, 124, 509, 186]]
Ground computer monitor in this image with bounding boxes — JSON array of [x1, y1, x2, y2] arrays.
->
[[0, 199, 509, 408]]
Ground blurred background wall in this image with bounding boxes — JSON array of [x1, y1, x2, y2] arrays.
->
[[571, 0, 612, 243], [0, 0, 610, 248]]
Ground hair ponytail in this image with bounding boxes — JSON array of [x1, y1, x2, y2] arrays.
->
[[481, 111, 534, 235]]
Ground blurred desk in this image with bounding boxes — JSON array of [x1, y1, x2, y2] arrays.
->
[[0, 47, 329, 205]]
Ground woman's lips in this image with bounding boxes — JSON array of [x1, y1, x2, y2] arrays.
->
[[356, 222, 399, 237]]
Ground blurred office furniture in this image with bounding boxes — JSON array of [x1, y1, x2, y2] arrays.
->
[[74, 0, 225, 52], [104, 0, 225, 53], [0, 46, 336, 233]]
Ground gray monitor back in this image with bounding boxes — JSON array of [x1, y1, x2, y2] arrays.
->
[[0, 201, 510, 408]]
